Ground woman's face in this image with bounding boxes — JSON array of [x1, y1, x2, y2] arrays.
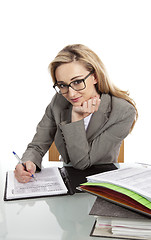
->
[[55, 61, 98, 106]]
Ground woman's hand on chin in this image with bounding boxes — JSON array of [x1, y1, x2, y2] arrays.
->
[[72, 96, 101, 122]]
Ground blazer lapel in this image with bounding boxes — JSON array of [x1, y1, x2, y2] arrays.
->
[[86, 94, 112, 141], [60, 104, 72, 123]]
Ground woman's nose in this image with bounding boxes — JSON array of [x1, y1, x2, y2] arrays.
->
[[68, 86, 77, 97]]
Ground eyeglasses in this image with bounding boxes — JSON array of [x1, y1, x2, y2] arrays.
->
[[53, 71, 94, 94]]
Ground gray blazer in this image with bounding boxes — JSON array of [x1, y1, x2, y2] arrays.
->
[[22, 93, 136, 170]]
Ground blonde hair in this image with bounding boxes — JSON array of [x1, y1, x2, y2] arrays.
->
[[49, 44, 138, 131]]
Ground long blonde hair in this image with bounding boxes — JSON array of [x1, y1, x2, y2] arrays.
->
[[49, 44, 138, 131]]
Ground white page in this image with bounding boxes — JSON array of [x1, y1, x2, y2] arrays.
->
[[96, 216, 151, 229], [6, 167, 68, 200], [112, 228, 151, 237], [87, 167, 151, 201], [111, 218, 151, 229]]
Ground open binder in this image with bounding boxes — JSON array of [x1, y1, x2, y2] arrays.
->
[[4, 164, 117, 201]]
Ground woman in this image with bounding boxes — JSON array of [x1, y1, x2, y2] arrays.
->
[[14, 44, 138, 183]]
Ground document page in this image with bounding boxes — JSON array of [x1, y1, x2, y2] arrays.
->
[[6, 167, 68, 200], [87, 167, 151, 201]]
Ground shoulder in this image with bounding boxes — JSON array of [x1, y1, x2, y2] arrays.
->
[[101, 93, 135, 114], [98, 94, 136, 137], [112, 95, 135, 113], [100, 93, 135, 123], [110, 95, 136, 122]]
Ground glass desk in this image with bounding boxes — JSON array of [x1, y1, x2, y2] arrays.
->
[[1, 193, 99, 240], [0, 162, 134, 240]]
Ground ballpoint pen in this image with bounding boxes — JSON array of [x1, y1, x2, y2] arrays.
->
[[13, 151, 36, 180]]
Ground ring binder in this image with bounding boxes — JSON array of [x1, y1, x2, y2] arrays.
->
[[4, 164, 117, 201]]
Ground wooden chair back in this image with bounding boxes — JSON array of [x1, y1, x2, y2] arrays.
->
[[49, 140, 124, 163]]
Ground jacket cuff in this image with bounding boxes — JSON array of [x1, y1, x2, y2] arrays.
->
[[21, 148, 42, 170]]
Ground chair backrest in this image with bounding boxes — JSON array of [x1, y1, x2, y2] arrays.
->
[[117, 140, 124, 163], [49, 140, 124, 163], [49, 142, 60, 161]]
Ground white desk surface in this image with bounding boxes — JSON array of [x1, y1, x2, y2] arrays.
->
[[0, 162, 142, 240]]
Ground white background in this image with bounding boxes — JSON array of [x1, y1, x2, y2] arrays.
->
[[0, 0, 151, 172]]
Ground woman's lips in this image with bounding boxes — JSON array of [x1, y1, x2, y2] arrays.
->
[[71, 97, 82, 102]]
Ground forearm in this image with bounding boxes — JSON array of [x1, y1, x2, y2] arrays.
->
[[59, 119, 91, 169], [59, 123, 121, 169], [59, 105, 136, 170], [59, 122, 117, 169], [21, 101, 57, 170], [21, 145, 44, 170]]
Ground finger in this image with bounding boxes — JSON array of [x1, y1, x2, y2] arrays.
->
[[15, 163, 24, 171], [25, 161, 36, 175], [82, 101, 88, 112], [16, 175, 32, 183], [14, 163, 33, 183], [15, 169, 33, 182], [87, 99, 94, 113], [15, 163, 31, 176], [86, 98, 97, 113], [14, 171, 32, 183], [96, 98, 101, 110], [91, 97, 101, 112], [14, 168, 32, 178], [92, 98, 97, 110]]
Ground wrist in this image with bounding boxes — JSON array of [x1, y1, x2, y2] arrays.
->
[[72, 112, 82, 122], [72, 111, 89, 122]]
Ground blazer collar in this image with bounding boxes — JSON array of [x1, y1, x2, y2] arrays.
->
[[86, 94, 112, 140]]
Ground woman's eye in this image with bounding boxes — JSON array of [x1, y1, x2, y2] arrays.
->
[[73, 80, 83, 85], [58, 84, 66, 89]]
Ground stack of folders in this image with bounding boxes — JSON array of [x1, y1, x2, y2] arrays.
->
[[78, 166, 151, 239], [89, 197, 151, 239], [79, 166, 151, 217]]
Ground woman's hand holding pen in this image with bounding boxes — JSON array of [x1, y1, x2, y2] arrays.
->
[[14, 161, 36, 183], [72, 96, 101, 122]]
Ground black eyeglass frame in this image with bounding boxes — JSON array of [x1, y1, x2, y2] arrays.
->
[[53, 70, 94, 94]]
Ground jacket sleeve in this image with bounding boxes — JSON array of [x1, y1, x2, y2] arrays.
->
[[21, 99, 57, 169], [59, 102, 136, 170]]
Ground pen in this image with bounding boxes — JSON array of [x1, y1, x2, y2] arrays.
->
[[13, 151, 36, 180]]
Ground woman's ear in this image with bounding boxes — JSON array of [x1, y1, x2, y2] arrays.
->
[[93, 72, 98, 84]]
